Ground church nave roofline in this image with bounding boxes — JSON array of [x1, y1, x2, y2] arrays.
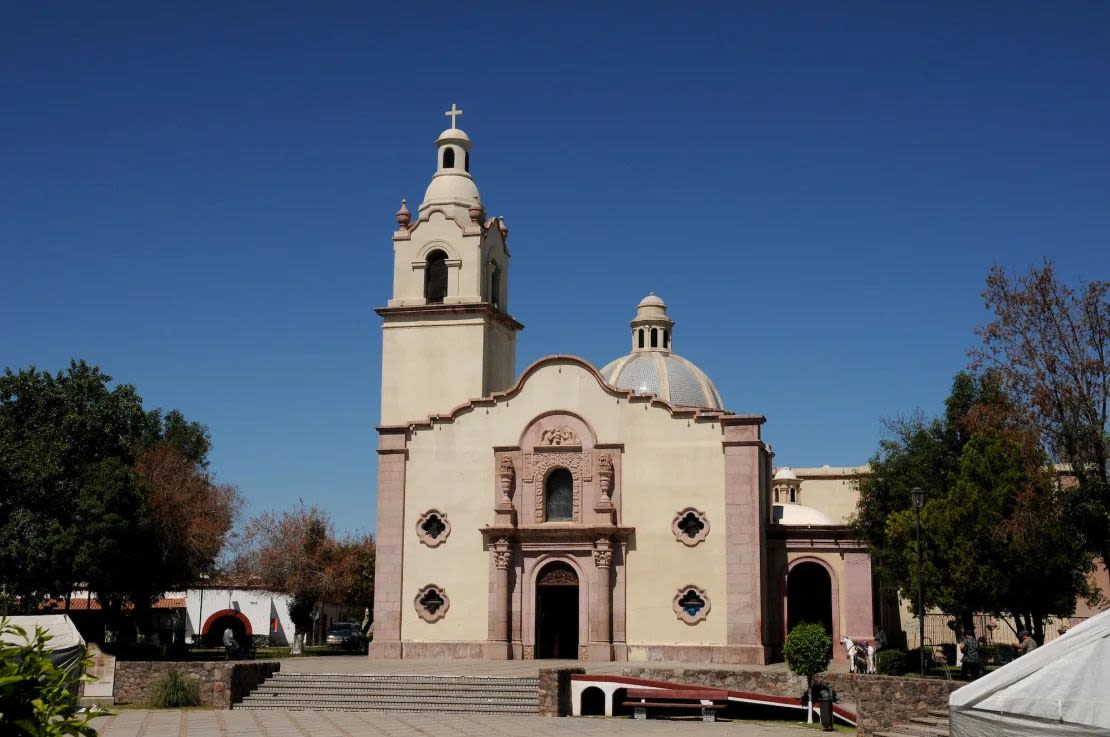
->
[[376, 353, 764, 436]]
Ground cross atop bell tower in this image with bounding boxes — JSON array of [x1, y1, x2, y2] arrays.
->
[[444, 103, 463, 127]]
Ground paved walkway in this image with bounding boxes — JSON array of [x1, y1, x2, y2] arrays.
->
[[90, 710, 819, 737]]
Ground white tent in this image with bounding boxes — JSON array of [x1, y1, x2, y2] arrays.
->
[[949, 607, 1110, 736], [2, 615, 85, 651]]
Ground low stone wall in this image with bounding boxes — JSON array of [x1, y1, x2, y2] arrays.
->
[[620, 667, 962, 736], [834, 674, 961, 736], [538, 667, 584, 716], [114, 661, 280, 708]]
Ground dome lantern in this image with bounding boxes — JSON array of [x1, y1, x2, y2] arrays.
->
[[630, 293, 675, 353], [600, 296, 724, 410]]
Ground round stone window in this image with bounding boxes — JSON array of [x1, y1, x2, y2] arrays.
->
[[672, 507, 710, 546]]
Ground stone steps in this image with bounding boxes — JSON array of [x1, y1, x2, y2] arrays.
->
[[237, 673, 540, 714], [875, 709, 950, 737]]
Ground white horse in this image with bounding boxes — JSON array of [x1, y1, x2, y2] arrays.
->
[[841, 635, 876, 674]]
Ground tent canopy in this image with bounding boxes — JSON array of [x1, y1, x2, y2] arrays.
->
[[2, 615, 85, 650], [949, 607, 1110, 737]]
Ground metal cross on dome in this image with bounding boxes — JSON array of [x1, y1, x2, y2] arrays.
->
[[444, 103, 463, 127]]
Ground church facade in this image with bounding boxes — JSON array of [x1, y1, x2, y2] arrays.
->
[[368, 109, 880, 663]]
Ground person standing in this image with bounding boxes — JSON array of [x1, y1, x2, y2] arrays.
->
[[960, 627, 982, 680], [1019, 630, 1038, 655], [223, 626, 236, 660]]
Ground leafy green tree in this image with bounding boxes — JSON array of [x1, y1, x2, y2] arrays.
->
[[0, 361, 146, 610], [0, 361, 239, 622], [854, 371, 1099, 641], [783, 623, 831, 723]]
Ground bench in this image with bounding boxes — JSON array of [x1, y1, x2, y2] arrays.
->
[[622, 688, 729, 722]]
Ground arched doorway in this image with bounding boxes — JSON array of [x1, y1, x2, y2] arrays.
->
[[200, 608, 252, 648], [787, 561, 833, 636], [535, 561, 579, 659]]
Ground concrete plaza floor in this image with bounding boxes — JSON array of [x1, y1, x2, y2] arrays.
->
[[90, 709, 822, 737]]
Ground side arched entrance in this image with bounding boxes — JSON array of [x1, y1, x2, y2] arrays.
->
[[786, 560, 835, 638]]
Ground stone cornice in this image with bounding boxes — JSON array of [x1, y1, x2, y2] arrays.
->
[[480, 525, 635, 543], [376, 303, 524, 332]]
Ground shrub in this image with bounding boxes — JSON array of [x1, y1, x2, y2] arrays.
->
[[151, 667, 200, 708], [783, 623, 832, 686], [875, 649, 908, 675], [0, 618, 98, 737]]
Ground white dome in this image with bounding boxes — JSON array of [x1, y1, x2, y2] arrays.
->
[[773, 468, 799, 482], [600, 352, 724, 410], [422, 172, 480, 206], [773, 503, 837, 526], [638, 294, 665, 307], [437, 127, 471, 144]]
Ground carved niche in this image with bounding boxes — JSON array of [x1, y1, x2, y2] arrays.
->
[[529, 453, 584, 523]]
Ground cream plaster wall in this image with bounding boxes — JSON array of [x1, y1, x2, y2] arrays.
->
[[792, 467, 868, 524], [379, 316, 489, 426], [399, 358, 729, 648]]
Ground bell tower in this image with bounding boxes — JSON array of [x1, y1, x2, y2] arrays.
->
[[377, 105, 522, 425]]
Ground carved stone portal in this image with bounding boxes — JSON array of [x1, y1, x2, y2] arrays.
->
[[530, 452, 584, 522]]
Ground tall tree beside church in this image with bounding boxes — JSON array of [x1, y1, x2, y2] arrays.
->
[[0, 361, 239, 616], [233, 505, 376, 630], [971, 262, 1110, 566], [853, 372, 1099, 639]]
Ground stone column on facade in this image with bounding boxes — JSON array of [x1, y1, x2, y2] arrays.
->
[[590, 538, 613, 660], [843, 550, 875, 643], [721, 417, 772, 665], [488, 538, 513, 659], [367, 428, 408, 659]]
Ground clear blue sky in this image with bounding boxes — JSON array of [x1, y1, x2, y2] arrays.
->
[[3, 2, 1108, 536]]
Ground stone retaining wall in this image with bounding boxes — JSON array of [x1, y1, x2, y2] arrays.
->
[[114, 661, 280, 708], [621, 667, 962, 736], [538, 667, 584, 716]]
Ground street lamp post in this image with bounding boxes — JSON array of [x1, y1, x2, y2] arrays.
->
[[911, 487, 926, 677]]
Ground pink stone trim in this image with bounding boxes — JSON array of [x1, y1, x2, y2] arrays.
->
[[367, 428, 408, 659], [722, 423, 771, 662]]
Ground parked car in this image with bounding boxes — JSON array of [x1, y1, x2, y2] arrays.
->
[[325, 622, 367, 652]]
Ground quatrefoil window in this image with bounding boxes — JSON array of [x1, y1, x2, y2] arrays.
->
[[673, 585, 711, 625], [416, 510, 451, 548], [414, 584, 450, 623], [671, 507, 710, 547]]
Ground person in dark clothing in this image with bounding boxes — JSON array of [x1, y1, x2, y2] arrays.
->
[[960, 626, 982, 680]]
